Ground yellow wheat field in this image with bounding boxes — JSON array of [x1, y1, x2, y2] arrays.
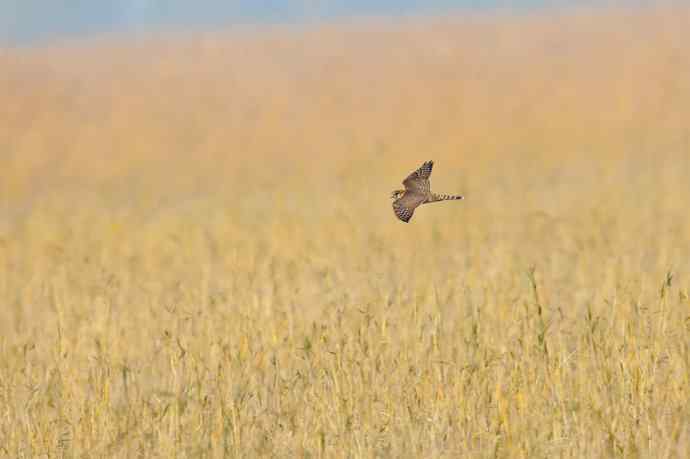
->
[[1, 6, 689, 458]]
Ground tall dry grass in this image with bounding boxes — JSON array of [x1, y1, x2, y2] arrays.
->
[[1, 5, 689, 458]]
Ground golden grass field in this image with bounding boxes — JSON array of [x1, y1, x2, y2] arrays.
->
[[1, 5, 689, 458]]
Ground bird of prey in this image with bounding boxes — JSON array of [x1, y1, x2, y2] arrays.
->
[[390, 160, 463, 223]]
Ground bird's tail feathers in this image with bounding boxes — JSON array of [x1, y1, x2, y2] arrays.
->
[[428, 193, 464, 203]]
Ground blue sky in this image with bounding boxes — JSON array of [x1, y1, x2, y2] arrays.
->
[[1, 1, 626, 46]]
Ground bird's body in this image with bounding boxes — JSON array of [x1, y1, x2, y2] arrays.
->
[[391, 160, 463, 222]]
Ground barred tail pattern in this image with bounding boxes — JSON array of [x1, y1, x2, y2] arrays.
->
[[428, 193, 464, 203]]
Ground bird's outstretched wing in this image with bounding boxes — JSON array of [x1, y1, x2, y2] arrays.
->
[[392, 192, 427, 223], [403, 160, 433, 193], [392, 201, 414, 223]]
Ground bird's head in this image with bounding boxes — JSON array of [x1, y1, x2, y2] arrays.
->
[[390, 190, 405, 200]]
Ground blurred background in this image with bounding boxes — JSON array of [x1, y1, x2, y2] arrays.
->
[[3, 1, 622, 46], [2, 1, 687, 214]]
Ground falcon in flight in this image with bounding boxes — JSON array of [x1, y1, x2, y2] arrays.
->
[[391, 160, 464, 223]]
